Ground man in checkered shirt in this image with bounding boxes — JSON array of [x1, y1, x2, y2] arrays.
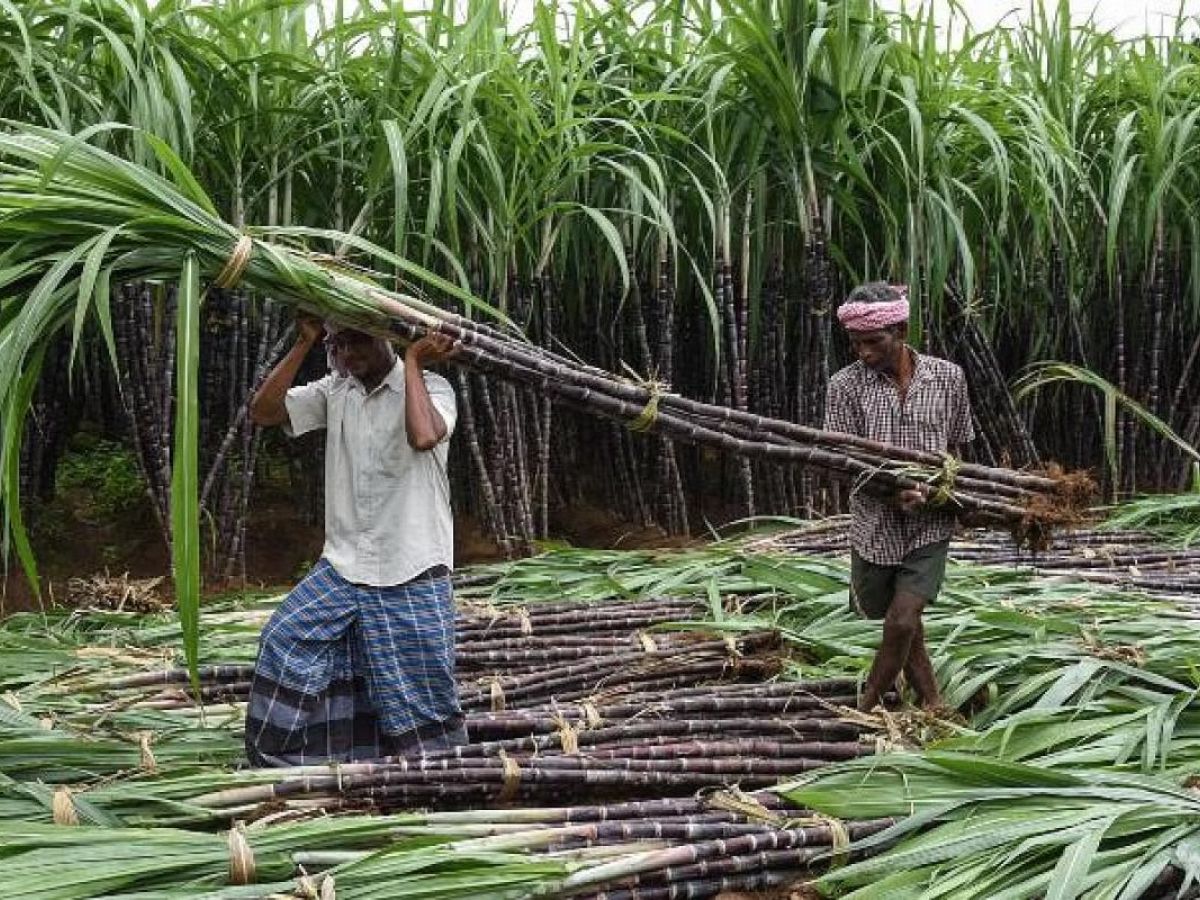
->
[[823, 282, 975, 712]]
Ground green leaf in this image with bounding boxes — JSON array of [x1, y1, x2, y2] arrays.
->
[[172, 253, 202, 689], [1, 345, 48, 604], [1044, 818, 1111, 900]]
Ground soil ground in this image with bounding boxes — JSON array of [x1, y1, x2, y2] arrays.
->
[[0, 486, 702, 616]]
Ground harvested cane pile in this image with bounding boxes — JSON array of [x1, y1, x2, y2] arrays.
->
[[71, 596, 877, 816], [746, 517, 1200, 598], [6, 544, 1200, 896], [0, 587, 896, 898]]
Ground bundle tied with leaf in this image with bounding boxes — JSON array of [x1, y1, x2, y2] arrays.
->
[[0, 122, 1092, 676]]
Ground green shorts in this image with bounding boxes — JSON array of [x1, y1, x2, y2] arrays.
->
[[850, 539, 950, 620]]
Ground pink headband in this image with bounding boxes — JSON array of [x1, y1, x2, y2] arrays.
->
[[837, 286, 909, 331]]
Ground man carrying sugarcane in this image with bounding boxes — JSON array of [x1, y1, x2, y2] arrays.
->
[[823, 282, 974, 712], [244, 316, 464, 765]]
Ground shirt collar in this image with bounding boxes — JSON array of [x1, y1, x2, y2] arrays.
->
[[381, 356, 405, 393], [860, 346, 925, 385]]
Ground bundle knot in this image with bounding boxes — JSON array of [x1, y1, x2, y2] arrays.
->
[[227, 822, 256, 885], [927, 452, 961, 508], [627, 377, 669, 433], [52, 787, 79, 826], [214, 234, 254, 290], [497, 750, 522, 802]]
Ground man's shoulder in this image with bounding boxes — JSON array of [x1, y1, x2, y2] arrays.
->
[[917, 353, 965, 381], [290, 372, 342, 395], [829, 361, 866, 388], [422, 369, 454, 390]]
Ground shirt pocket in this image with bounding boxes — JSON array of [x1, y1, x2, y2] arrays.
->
[[907, 412, 949, 452], [372, 406, 415, 477], [379, 431, 415, 475]]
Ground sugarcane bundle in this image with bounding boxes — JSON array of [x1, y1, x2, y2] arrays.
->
[[1, 586, 879, 795], [0, 795, 895, 899]]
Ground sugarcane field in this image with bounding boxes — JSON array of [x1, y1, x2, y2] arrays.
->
[[5, 0, 1200, 896]]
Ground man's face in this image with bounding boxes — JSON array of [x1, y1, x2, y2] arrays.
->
[[848, 325, 905, 372], [328, 329, 391, 381]]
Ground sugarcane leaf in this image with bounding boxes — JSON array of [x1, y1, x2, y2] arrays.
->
[[835, 866, 930, 898], [1015, 363, 1200, 470], [265, 225, 493, 324], [1036, 658, 1103, 709], [140, 132, 219, 218], [923, 752, 1084, 787], [740, 557, 843, 596], [829, 807, 1090, 881], [1, 343, 47, 603], [69, 227, 121, 374], [381, 118, 409, 261], [93, 266, 119, 371], [1044, 817, 1112, 900], [0, 700, 43, 730], [1141, 697, 1169, 772], [571, 203, 630, 298], [172, 253, 202, 688], [35, 120, 132, 191]]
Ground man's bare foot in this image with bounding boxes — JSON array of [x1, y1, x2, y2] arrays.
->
[[858, 689, 881, 712]]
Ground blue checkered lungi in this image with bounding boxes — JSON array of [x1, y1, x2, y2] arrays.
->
[[245, 559, 465, 766]]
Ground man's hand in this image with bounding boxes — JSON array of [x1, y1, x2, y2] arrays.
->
[[251, 314, 324, 427], [406, 333, 457, 368], [297, 314, 324, 346], [897, 488, 926, 514]]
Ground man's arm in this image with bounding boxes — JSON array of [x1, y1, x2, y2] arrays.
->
[[250, 317, 323, 427], [404, 334, 456, 451], [900, 366, 976, 514], [822, 375, 860, 435]]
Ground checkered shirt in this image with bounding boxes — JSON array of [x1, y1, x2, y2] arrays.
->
[[823, 349, 975, 565]]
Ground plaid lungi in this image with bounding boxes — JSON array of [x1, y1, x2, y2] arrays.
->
[[245, 559, 465, 766]]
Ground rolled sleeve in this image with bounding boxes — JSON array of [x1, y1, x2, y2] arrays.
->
[[283, 375, 333, 437], [424, 372, 457, 442], [949, 368, 975, 446]]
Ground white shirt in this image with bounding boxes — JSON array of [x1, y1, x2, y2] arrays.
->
[[284, 358, 456, 586]]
